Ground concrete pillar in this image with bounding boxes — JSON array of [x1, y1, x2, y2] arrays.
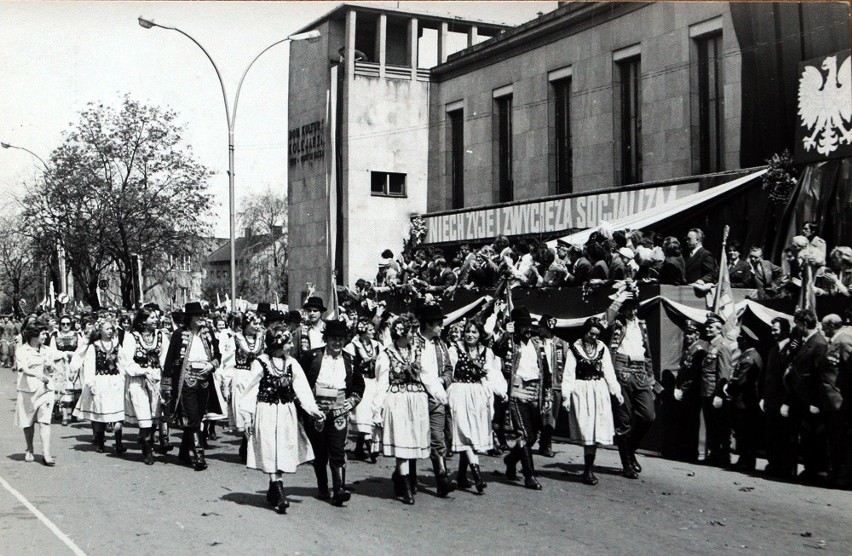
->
[[345, 9, 356, 81], [467, 25, 478, 47], [438, 21, 449, 64], [408, 17, 418, 79], [378, 13, 387, 78]]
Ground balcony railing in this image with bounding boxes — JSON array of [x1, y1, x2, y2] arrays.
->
[[353, 61, 431, 82]]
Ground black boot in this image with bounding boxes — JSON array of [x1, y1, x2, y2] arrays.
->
[[539, 426, 556, 458], [239, 437, 248, 463], [470, 463, 487, 493], [391, 470, 404, 497], [93, 424, 105, 453], [315, 463, 330, 500], [192, 431, 207, 471], [504, 446, 520, 481], [366, 439, 377, 463], [266, 481, 278, 505], [115, 427, 127, 455], [206, 422, 218, 441], [520, 446, 542, 490], [273, 481, 289, 514], [178, 431, 192, 465], [156, 423, 173, 454], [582, 453, 598, 485], [353, 435, 367, 461], [140, 428, 154, 465], [431, 456, 457, 497], [408, 461, 418, 496], [616, 435, 638, 479], [457, 452, 472, 489], [400, 474, 415, 505], [630, 422, 649, 473], [331, 466, 351, 507]]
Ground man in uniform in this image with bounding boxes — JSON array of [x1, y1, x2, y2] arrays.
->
[[673, 320, 707, 463], [162, 302, 222, 471], [537, 314, 567, 458], [302, 319, 365, 506], [700, 313, 733, 466], [605, 291, 655, 478], [758, 317, 795, 478], [818, 314, 851, 487], [725, 325, 763, 471]]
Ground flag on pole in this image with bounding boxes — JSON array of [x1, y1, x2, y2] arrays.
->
[[797, 263, 817, 312], [712, 234, 735, 322], [216, 291, 222, 308], [330, 270, 340, 319]]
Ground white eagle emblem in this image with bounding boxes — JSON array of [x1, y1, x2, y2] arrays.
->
[[797, 54, 852, 156]]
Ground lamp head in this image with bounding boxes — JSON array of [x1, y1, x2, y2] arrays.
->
[[288, 30, 321, 43], [138, 17, 156, 29], [0, 142, 9, 149]]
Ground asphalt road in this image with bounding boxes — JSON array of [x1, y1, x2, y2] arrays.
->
[[1, 370, 850, 555]]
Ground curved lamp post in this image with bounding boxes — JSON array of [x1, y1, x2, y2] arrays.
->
[[138, 16, 320, 311], [1, 141, 49, 172]]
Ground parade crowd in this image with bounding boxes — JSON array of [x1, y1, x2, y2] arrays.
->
[[6, 223, 851, 516]]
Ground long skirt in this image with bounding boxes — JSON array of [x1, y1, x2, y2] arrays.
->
[[204, 369, 229, 423], [448, 382, 494, 453], [379, 390, 430, 459], [73, 374, 125, 423], [350, 376, 377, 434], [229, 368, 253, 430], [58, 359, 82, 409], [248, 401, 314, 474], [566, 379, 615, 446], [124, 375, 161, 428], [15, 388, 54, 428]]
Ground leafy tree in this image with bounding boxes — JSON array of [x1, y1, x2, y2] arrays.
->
[[236, 185, 288, 300], [22, 95, 214, 309], [0, 216, 43, 317]]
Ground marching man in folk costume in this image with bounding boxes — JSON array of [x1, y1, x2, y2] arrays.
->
[[537, 314, 567, 458], [415, 304, 457, 498], [605, 290, 656, 479], [492, 306, 552, 490], [301, 319, 365, 506], [291, 296, 327, 362], [162, 302, 222, 471], [240, 323, 325, 514]]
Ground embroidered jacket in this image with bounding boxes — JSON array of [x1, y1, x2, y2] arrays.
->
[[493, 334, 552, 410], [162, 327, 222, 418]]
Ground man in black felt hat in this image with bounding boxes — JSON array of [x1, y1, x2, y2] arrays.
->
[[605, 289, 655, 479], [537, 314, 568, 457], [415, 303, 456, 497], [301, 319, 365, 506], [292, 296, 326, 363], [256, 303, 272, 325], [492, 306, 552, 490], [162, 301, 222, 471], [724, 324, 763, 471]]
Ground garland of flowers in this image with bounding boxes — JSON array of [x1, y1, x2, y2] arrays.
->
[[762, 150, 798, 206], [402, 214, 427, 258]]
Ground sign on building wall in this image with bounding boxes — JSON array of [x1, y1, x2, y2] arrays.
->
[[795, 50, 852, 164], [423, 183, 699, 244], [288, 119, 326, 165]]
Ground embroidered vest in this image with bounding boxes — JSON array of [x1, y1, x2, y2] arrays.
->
[[235, 335, 261, 370], [94, 342, 120, 376], [453, 344, 488, 384], [256, 358, 297, 405], [568, 344, 604, 381], [54, 332, 78, 352], [132, 331, 162, 369]]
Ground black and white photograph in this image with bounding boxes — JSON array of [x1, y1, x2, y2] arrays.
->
[[1, 1, 851, 553]]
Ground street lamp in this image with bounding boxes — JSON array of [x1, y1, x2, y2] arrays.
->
[[1, 141, 49, 172], [138, 16, 320, 312]]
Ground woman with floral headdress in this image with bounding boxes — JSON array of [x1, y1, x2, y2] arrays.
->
[[344, 317, 382, 462], [372, 314, 430, 505], [73, 317, 127, 454], [239, 322, 324, 514], [447, 320, 507, 493], [228, 312, 265, 461]]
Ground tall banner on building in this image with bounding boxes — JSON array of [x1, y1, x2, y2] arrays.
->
[[795, 50, 852, 164]]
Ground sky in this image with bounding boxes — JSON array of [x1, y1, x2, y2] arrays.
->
[[0, 1, 557, 237]]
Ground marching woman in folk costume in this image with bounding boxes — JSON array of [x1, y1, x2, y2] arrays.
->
[[15, 319, 62, 466], [372, 314, 431, 505], [73, 318, 127, 454], [561, 317, 624, 485], [161, 302, 222, 471], [345, 317, 382, 462], [447, 319, 507, 493], [120, 307, 167, 465], [228, 312, 265, 461], [302, 319, 365, 506], [240, 323, 324, 514], [52, 315, 84, 426]]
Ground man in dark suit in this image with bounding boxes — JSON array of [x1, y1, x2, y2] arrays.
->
[[818, 314, 852, 487], [571, 245, 593, 285], [747, 247, 783, 299], [726, 240, 753, 288], [301, 319, 365, 506], [684, 228, 718, 284], [759, 317, 796, 478], [781, 309, 829, 483]]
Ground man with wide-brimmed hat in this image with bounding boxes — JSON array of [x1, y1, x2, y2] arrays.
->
[[301, 319, 365, 506], [292, 296, 326, 363], [162, 301, 222, 471], [537, 314, 568, 457], [493, 306, 552, 490], [415, 303, 456, 497]]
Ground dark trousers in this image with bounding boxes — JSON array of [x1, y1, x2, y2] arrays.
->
[[509, 397, 542, 447], [613, 369, 656, 439], [791, 405, 828, 474], [764, 407, 796, 477], [730, 401, 761, 463], [179, 384, 210, 431], [826, 409, 850, 479], [701, 397, 730, 462], [543, 389, 563, 429], [305, 415, 348, 470], [675, 390, 702, 462], [429, 398, 448, 459]]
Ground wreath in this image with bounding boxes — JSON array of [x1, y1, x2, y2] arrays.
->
[[762, 150, 798, 206]]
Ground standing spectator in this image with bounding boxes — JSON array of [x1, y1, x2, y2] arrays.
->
[[758, 317, 796, 478], [611, 247, 635, 281], [818, 314, 851, 487], [726, 240, 753, 287], [781, 309, 829, 483], [461, 246, 499, 289], [724, 326, 763, 470], [701, 314, 733, 466], [820, 246, 852, 296], [801, 221, 827, 266], [571, 245, 593, 285], [587, 242, 610, 281], [747, 247, 783, 299], [684, 228, 718, 284], [673, 320, 707, 463], [659, 236, 687, 285], [537, 315, 567, 458]]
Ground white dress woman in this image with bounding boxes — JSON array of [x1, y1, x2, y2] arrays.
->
[[561, 317, 624, 485], [229, 315, 265, 460], [15, 321, 61, 465], [239, 324, 324, 514], [344, 318, 382, 462], [52, 318, 83, 426]]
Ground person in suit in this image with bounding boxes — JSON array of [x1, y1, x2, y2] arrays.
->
[[587, 241, 610, 281], [684, 228, 718, 284], [724, 326, 763, 470], [758, 317, 796, 478], [747, 247, 783, 299], [571, 245, 593, 285], [781, 309, 829, 483], [818, 314, 852, 487], [537, 314, 568, 457], [301, 319, 365, 506], [726, 240, 753, 288], [660, 236, 687, 285], [673, 320, 707, 463]]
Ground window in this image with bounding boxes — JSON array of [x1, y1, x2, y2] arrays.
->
[[617, 56, 642, 185], [552, 77, 573, 194], [696, 33, 723, 173], [494, 94, 513, 202], [370, 171, 406, 197], [448, 108, 464, 209]]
